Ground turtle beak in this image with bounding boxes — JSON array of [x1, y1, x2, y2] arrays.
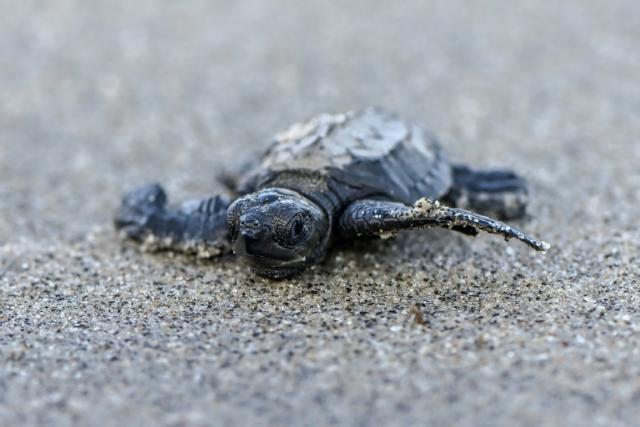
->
[[232, 225, 306, 268], [232, 231, 259, 258], [233, 214, 267, 258]]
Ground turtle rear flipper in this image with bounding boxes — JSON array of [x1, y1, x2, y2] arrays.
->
[[115, 183, 232, 257], [444, 165, 528, 220], [338, 198, 549, 252]]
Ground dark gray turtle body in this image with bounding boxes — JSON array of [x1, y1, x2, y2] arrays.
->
[[115, 108, 548, 279], [248, 109, 452, 205]]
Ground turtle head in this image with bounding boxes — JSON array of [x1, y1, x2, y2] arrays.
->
[[227, 188, 330, 279]]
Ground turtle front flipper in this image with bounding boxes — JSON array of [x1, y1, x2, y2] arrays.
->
[[338, 198, 549, 252], [114, 183, 232, 257]]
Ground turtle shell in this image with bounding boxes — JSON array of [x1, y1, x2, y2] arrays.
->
[[251, 108, 453, 206]]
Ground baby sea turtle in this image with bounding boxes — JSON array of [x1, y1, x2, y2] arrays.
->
[[115, 108, 549, 278]]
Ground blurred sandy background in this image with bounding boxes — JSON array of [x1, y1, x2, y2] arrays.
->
[[1, 1, 639, 426]]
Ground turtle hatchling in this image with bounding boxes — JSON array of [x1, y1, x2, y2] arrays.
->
[[115, 108, 549, 278]]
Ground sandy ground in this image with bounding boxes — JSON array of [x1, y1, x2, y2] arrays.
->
[[1, 1, 640, 426]]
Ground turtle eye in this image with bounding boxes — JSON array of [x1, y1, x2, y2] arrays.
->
[[287, 213, 312, 247], [274, 212, 312, 248]]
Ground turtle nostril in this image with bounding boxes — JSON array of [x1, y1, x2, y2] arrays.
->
[[239, 217, 265, 239], [241, 221, 260, 232], [240, 216, 261, 228]]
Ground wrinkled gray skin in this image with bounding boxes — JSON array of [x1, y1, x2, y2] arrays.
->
[[115, 108, 549, 279]]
